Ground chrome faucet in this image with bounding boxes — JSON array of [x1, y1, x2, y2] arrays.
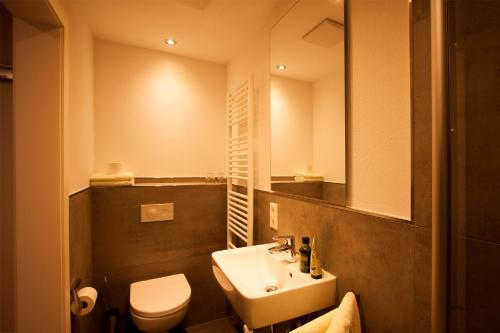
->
[[269, 235, 296, 262]]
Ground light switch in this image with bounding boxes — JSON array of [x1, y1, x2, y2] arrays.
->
[[141, 203, 174, 223], [270, 202, 278, 230]]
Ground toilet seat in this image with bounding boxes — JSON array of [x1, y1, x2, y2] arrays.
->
[[130, 274, 191, 319]]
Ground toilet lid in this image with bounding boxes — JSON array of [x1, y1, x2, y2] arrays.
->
[[130, 274, 191, 318]]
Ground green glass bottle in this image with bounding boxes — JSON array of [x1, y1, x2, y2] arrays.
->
[[299, 237, 311, 273]]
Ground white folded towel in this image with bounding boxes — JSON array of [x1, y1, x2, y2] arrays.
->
[[90, 172, 134, 182], [290, 309, 338, 333], [290, 292, 361, 333], [90, 180, 134, 187], [90, 172, 134, 187], [294, 172, 324, 182], [326, 292, 361, 333]]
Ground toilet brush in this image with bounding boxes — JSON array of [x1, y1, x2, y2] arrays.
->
[[103, 275, 120, 333]]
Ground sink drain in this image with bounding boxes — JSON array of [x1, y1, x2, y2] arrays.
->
[[265, 285, 278, 292]]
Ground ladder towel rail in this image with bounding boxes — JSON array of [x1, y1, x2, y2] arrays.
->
[[226, 78, 254, 249]]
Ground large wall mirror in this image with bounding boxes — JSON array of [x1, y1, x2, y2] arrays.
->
[[270, 0, 346, 206]]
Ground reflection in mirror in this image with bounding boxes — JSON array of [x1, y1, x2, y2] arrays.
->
[[270, 0, 346, 205]]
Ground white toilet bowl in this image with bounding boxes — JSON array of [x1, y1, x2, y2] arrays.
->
[[130, 274, 191, 333]]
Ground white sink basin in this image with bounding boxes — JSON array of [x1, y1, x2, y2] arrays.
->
[[212, 243, 336, 329]]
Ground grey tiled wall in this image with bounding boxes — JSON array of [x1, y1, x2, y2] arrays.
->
[[91, 185, 229, 332], [69, 189, 95, 333], [448, 0, 500, 331], [254, 190, 430, 333], [271, 182, 346, 206], [271, 182, 323, 200], [67, 1, 437, 332], [69, 185, 230, 333], [252, 0, 434, 331]]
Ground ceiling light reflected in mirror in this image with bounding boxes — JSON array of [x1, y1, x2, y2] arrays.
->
[[165, 38, 177, 46]]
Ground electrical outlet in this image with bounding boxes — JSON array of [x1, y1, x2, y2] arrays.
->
[[270, 202, 278, 230]]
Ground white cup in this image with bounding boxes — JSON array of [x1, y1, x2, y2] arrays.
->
[[106, 162, 123, 175]]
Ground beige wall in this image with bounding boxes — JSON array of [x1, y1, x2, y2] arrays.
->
[[349, 0, 411, 219], [226, 0, 295, 192], [13, 18, 65, 332], [270, 48, 345, 183], [312, 68, 345, 184], [94, 39, 226, 177], [227, 29, 272, 191], [271, 75, 313, 175], [66, 6, 94, 195], [271, 70, 346, 184], [228, 0, 411, 218]]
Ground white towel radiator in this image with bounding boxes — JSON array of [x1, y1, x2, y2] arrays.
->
[[226, 78, 254, 248]]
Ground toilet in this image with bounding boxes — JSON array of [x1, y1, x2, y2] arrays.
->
[[130, 274, 191, 333]]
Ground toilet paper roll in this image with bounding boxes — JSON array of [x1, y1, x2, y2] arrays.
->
[[71, 287, 98, 316]]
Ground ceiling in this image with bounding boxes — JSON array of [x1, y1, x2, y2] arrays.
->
[[270, 0, 344, 82], [63, 0, 291, 64]]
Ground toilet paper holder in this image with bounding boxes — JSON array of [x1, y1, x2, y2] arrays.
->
[[71, 278, 83, 314], [70, 278, 98, 317]]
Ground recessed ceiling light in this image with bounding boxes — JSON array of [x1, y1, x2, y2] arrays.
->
[[165, 38, 177, 46], [276, 64, 287, 70]]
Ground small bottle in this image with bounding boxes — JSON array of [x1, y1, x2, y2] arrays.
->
[[299, 237, 311, 273], [310, 237, 322, 279]]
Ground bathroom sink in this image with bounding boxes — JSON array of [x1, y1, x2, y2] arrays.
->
[[211, 243, 336, 329]]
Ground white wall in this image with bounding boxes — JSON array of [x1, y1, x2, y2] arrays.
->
[[227, 1, 295, 191], [312, 68, 345, 184], [229, 0, 411, 219], [66, 6, 94, 194], [227, 34, 271, 190], [349, 0, 411, 219], [94, 39, 227, 177], [271, 70, 346, 183], [271, 75, 313, 175]]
